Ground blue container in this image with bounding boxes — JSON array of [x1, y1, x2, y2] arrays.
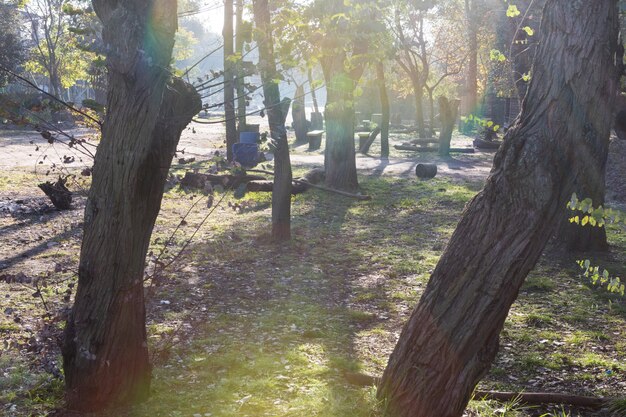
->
[[233, 143, 259, 167], [240, 131, 260, 144]]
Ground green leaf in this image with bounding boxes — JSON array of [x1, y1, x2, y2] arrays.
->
[[506, 4, 521, 17], [522, 26, 534, 36]]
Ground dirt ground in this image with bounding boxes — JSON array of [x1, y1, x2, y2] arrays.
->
[[1, 121, 626, 417]]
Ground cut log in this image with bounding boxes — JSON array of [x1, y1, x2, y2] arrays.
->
[[38, 177, 72, 210], [394, 144, 475, 153], [415, 163, 437, 179]]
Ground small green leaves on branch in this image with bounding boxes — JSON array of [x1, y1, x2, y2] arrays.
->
[[490, 49, 507, 62], [577, 260, 625, 296], [567, 193, 625, 227], [461, 114, 500, 132]]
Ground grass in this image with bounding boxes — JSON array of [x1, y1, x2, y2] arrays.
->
[[1, 140, 626, 416]]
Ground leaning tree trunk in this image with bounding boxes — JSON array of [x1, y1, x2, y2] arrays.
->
[[252, 0, 292, 241], [62, 1, 201, 412], [377, 2, 619, 417], [323, 68, 359, 191]]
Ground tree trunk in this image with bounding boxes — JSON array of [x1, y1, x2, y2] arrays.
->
[[323, 70, 359, 191], [61, 1, 201, 412], [465, 0, 478, 113], [235, 0, 247, 132], [377, 62, 390, 158], [224, 0, 237, 161], [428, 89, 435, 137], [413, 79, 426, 139], [377, 2, 619, 417], [292, 84, 308, 144], [438, 97, 460, 157], [252, 0, 292, 242]]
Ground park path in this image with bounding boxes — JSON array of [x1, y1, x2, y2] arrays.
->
[[0, 120, 495, 183]]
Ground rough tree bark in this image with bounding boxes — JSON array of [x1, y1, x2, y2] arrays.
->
[[465, 0, 478, 113], [322, 64, 359, 191], [308, 67, 323, 130], [235, 0, 247, 132], [292, 84, 309, 144], [252, 0, 292, 241], [438, 97, 460, 157], [377, 2, 619, 416], [224, 0, 237, 161], [61, 0, 201, 412], [377, 61, 390, 158]]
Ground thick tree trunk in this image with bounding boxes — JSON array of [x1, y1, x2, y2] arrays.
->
[[413, 79, 426, 139], [323, 72, 359, 191], [252, 0, 292, 242], [438, 97, 460, 157], [377, 2, 619, 417], [377, 62, 390, 158], [292, 84, 308, 145], [224, 0, 237, 161], [62, 1, 201, 412]]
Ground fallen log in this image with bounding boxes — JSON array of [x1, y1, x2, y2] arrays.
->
[[246, 180, 308, 194], [295, 180, 371, 201], [474, 390, 606, 410], [409, 138, 440, 145], [180, 172, 265, 189], [394, 144, 475, 154], [343, 372, 610, 410], [38, 177, 72, 210]]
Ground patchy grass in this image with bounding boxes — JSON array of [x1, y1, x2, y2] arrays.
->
[[1, 140, 626, 417]]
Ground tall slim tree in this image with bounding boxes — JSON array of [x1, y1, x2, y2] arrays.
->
[[376, 61, 390, 158], [235, 0, 248, 131], [377, 1, 619, 416], [252, 0, 292, 241], [61, 0, 201, 411], [224, 0, 237, 160]]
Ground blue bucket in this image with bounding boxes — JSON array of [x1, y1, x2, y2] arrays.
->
[[240, 131, 260, 144], [233, 143, 259, 167]]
